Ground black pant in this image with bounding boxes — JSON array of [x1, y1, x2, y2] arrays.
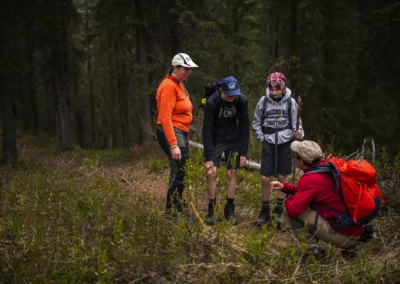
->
[[156, 124, 189, 191]]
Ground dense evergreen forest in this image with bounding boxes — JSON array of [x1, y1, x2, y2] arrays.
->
[[1, 0, 399, 163]]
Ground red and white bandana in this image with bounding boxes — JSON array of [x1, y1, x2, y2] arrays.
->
[[267, 72, 286, 90]]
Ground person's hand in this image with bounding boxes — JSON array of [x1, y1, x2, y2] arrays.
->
[[204, 161, 215, 174], [293, 129, 302, 139], [270, 181, 283, 191], [240, 156, 247, 167], [171, 146, 181, 160]]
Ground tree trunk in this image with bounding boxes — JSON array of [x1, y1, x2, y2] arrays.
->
[[85, 0, 97, 147], [55, 72, 73, 150], [1, 83, 18, 165], [54, 0, 73, 150], [169, 0, 183, 53], [0, 1, 17, 164], [290, 0, 298, 87], [135, 0, 153, 145], [116, 42, 130, 147], [232, 0, 240, 73], [104, 39, 120, 148]]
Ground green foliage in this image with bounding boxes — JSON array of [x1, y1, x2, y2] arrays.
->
[[1, 142, 399, 282], [376, 147, 400, 213]]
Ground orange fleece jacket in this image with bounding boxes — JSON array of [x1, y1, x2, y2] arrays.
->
[[156, 75, 193, 146]]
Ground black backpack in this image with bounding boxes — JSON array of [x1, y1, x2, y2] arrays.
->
[[196, 81, 220, 115]]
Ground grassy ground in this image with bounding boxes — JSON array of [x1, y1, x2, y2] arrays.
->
[[0, 138, 399, 283]]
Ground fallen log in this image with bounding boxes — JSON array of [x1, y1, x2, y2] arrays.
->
[[189, 140, 261, 171]]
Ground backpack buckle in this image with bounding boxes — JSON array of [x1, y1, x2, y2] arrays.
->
[[331, 215, 341, 223], [344, 218, 354, 225]]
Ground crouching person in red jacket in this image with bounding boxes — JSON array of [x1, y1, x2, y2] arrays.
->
[[270, 140, 367, 256]]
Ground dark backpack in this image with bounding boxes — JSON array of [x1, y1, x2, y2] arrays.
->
[[306, 155, 384, 229], [196, 81, 220, 115]]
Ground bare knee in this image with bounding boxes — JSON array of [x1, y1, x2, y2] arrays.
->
[[227, 169, 237, 178], [277, 174, 286, 182], [206, 171, 217, 178], [261, 176, 270, 185]]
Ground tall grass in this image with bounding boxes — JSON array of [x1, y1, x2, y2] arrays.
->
[[0, 142, 399, 282]]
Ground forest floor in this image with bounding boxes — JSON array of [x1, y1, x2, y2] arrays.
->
[[15, 139, 292, 233], [6, 138, 398, 282], [16, 139, 213, 215]]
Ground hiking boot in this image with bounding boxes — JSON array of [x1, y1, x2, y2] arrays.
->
[[224, 203, 238, 225], [255, 204, 271, 227], [205, 202, 216, 226], [273, 206, 285, 231], [305, 246, 327, 261], [163, 209, 178, 219], [360, 224, 375, 243], [205, 214, 215, 226], [173, 196, 185, 213], [164, 193, 187, 219], [341, 245, 358, 260], [255, 211, 271, 227], [164, 190, 176, 217]]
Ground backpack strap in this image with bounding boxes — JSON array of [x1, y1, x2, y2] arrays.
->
[[288, 97, 292, 129], [262, 96, 293, 134], [306, 162, 340, 190], [261, 95, 268, 120], [306, 163, 356, 230]]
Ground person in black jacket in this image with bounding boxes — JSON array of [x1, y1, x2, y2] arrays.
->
[[202, 76, 250, 225]]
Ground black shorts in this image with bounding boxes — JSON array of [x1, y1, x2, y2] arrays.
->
[[260, 141, 292, 176], [210, 141, 240, 170]]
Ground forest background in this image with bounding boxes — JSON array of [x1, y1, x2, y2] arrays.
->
[[1, 0, 400, 282], [1, 0, 400, 162]]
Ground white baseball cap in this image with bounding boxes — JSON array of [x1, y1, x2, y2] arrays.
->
[[171, 53, 198, 68]]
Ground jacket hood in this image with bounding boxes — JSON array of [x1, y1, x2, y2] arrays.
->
[[266, 87, 292, 103]]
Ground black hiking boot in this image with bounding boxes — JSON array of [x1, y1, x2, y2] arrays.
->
[[255, 205, 271, 227], [341, 245, 358, 260], [359, 224, 375, 243], [174, 185, 186, 213], [205, 200, 216, 226], [164, 187, 186, 219], [164, 188, 177, 218], [302, 246, 327, 262], [224, 203, 238, 225], [205, 214, 215, 226], [273, 206, 285, 231]]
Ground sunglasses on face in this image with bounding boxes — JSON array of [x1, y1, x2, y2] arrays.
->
[[178, 66, 192, 72]]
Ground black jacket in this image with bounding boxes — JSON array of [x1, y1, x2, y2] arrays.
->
[[202, 90, 250, 161]]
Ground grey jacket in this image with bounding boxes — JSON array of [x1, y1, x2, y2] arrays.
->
[[252, 87, 304, 144]]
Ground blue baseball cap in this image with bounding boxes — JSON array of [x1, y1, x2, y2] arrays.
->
[[219, 76, 241, 96]]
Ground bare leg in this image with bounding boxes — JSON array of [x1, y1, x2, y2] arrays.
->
[[277, 174, 286, 199], [261, 175, 271, 201], [226, 169, 237, 199], [275, 174, 287, 229], [206, 167, 217, 199], [205, 166, 218, 225], [224, 169, 238, 225]]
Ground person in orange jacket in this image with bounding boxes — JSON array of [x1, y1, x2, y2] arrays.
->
[[156, 53, 198, 216]]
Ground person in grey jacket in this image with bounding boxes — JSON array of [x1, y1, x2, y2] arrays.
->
[[252, 72, 304, 228]]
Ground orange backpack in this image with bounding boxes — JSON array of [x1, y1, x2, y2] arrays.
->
[[307, 154, 384, 228]]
